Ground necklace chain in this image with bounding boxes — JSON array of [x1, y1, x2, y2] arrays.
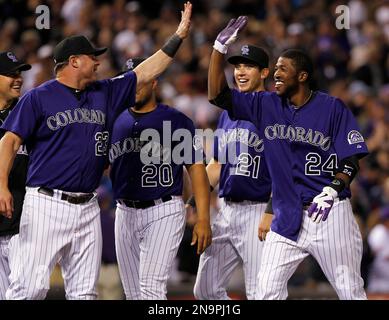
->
[[290, 90, 313, 109], [302, 90, 313, 106]]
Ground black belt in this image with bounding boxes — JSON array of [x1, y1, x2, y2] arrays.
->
[[38, 187, 94, 205], [224, 197, 245, 203], [119, 195, 172, 209]]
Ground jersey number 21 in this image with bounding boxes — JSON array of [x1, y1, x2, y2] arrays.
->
[[234, 153, 261, 179]]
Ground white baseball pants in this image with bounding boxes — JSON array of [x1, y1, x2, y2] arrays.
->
[[256, 199, 367, 300], [194, 200, 267, 300], [6, 187, 102, 300], [115, 197, 186, 300]]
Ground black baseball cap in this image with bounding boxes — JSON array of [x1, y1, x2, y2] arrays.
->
[[0, 51, 31, 75], [53, 35, 107, 64], [227, 45, 269, 69]]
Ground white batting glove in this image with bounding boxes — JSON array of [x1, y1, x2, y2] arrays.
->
[[307, 186, 338, 223], [213, 16, 248, 54]]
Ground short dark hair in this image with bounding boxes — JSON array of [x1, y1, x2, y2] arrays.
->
[[280, 49, 313, 85], [54, 61, 69, 74]]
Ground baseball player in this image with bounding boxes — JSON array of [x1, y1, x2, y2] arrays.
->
[[0, 52, 31, 299], [208, 16, 369, 300], [0, 2, 193, 300], [191, 45, 273, 300], [109, 57, 212, 300]]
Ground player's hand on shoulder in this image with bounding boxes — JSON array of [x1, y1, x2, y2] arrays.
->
[[307, 186, 338, 223], [258, 212, 273, 241], [191, 219, 212, 255], [214, 16, 248, 54], [0, 186, 13, 219], [175, 2, 192, 39]]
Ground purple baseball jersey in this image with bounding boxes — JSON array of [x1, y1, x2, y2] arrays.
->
[[214, 110, 271, 202], [227, 90, 368, 241], [109, 103, 203, 201], [1, 71, 137, 193]]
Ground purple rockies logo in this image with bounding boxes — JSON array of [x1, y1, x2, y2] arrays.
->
[[347, 130, 364, 144], [241, 45, 249, 56], [7, 52, 18, 62], [126, 59, 134, 70]]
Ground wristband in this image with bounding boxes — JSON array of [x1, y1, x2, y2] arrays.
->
[[213, 40, 227, 54], [328, 178, 345, 194], [265, 198, 273, 214], [187, 196, 196, 208], [161, 34, 183, 58]]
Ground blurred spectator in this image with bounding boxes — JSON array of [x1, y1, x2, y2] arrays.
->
[[61, 0, 85, 28], [367, 206, 389, 293], [375, 2, 389, 43], [34, 44, 55, 87], [0, 19, 19, 52], [22, 44, 54, 92]]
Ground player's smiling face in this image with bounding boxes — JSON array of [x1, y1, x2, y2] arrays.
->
[[233, 63, 263, 92], [0, 71, 23, 104], [274, 57, 299, 97]]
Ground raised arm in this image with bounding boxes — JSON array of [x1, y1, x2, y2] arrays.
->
[[208, 16, 248, 101], [134, 2, 192, 88], [208, 50, 228, 101], [0, 131, 23, 218]]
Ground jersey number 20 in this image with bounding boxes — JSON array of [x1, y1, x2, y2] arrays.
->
[[142, 164, 174, 187]]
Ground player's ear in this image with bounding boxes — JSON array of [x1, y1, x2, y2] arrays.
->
[[298, 71, 308, 83], [69, 55, 79, 68], [260, 68, 269, 80]]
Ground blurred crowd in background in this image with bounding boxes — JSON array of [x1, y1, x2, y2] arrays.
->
[[1, 0, 389, 299]]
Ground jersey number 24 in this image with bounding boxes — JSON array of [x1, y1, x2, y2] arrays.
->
[[305, 153, 337, 176]]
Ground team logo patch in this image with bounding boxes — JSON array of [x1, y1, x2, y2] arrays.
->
[[126, 59, 134, 70], [241, 45, 249, 56], [193, 135, 203, 151], [7, 52, 18, 62], [347, 130, 364, 145]]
